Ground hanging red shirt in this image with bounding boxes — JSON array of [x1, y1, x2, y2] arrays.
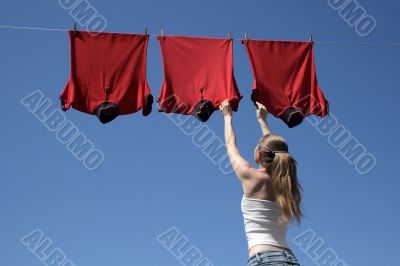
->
[[60, 30, 153, 123], [243, 40, 329, 128], [157, 36, 242, 122]]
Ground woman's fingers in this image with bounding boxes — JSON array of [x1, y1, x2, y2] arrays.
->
[[256, 101, 266, 110], [219, 99, 232, 117], [220, 99, 230, 109]]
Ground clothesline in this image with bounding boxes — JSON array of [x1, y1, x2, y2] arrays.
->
[[1, 25, 400, 46]]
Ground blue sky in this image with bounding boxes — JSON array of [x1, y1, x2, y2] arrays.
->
[[1, 0, 399, 265]]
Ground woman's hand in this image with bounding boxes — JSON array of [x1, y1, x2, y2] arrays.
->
[[256, 102, 268, 121], [220, 99, 232, 117]]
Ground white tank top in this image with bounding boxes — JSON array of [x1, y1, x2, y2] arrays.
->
[[241, 195, 289, 250]]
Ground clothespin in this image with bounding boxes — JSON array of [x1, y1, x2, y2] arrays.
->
[[244, 33, 249, 43], [310, 34, 313, 43], [161, 28, 165, 39], [73, 23, 77, 34], [144, 27, 148, 37], [228, 32, 232, 40]]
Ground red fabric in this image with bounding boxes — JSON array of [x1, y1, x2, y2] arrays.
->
[[243, 40, 329, 119], [157, 36, 242, 115], [60, 30, 153, 116]]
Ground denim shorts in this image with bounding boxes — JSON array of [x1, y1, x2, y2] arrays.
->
[[247, 250, 300, 266]]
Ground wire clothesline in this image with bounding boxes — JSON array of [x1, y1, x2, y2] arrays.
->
[[2, 25, 400, 46]]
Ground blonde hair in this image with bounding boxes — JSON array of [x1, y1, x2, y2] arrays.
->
[[256, 134, 303, 224]]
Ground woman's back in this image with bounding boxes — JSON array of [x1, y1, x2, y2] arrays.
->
[[242, 169, 275, 201]]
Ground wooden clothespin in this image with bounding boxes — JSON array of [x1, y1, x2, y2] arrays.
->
[[244, 33, 249, 43], [161, 28, 165, 39], [228, 32, 232, 40], [73, 23, 77, 34]]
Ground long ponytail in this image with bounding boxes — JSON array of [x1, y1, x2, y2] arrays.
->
[[270, 152, 302, 224], [257, 134, 303, 224]]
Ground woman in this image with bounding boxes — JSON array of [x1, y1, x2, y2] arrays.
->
[[219, 100, 302, 266]]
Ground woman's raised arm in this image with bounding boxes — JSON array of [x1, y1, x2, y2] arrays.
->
[[220, 100, 253, 180], [256, 102, 271, 136]]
